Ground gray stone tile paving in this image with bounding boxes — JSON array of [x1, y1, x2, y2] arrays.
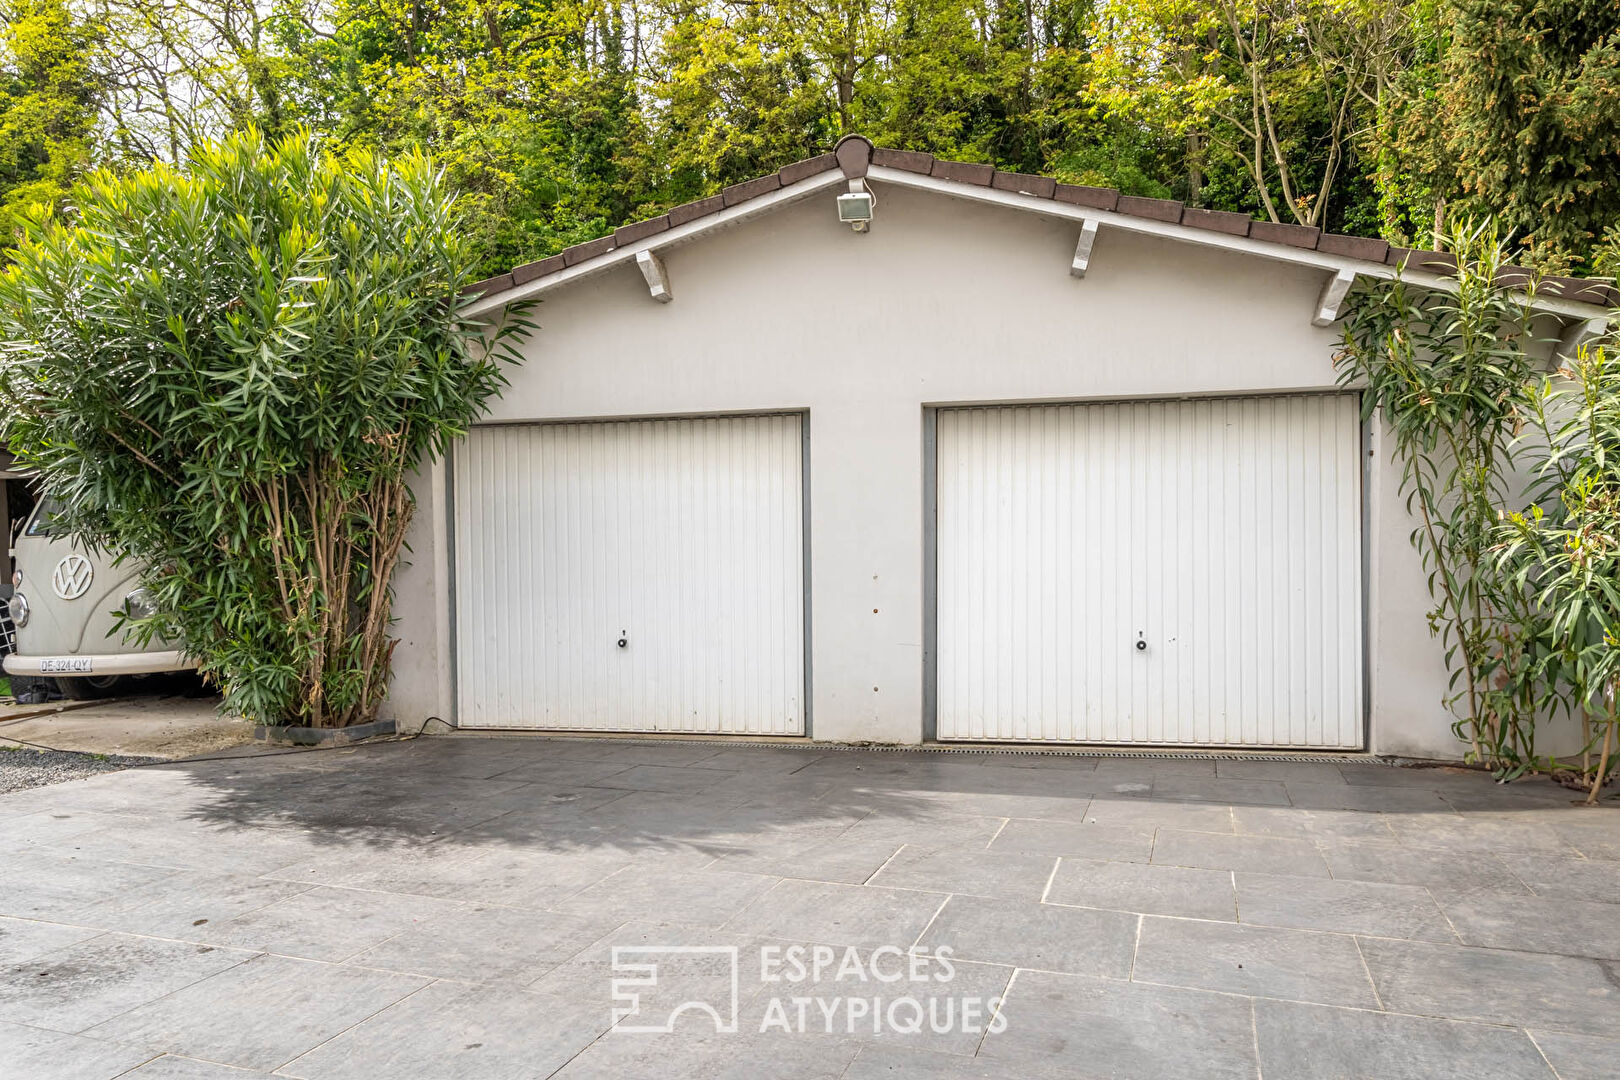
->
[[987, 818, 1156, 862], [1499, 851, 1620, 901], [914, 895, 1137, 976], [1358, 936, 1620, 1035], [0, 1018, 155, 1079], [978, 970, 1258, 1079], [68, 870, 314, 941], [1435, 890, 1620, 959], [279, 982, 609, 1079], [1552, 818, 1620, 861], [1131, 916, 1380, 1008], [1047, 858, 1237, 920], [0, 915, 101, 965], [344, 904, 619, 983], [1253, 999, 1556, 1079], [1, 736, 1614, 1077], [190, 884, 465, 962], [1285, 781, 1453, 813], [723, 879, 947, 950], [1527, 1030, 1620, 1080], [557, 865, 781, 928], [866, 848, 1058, 900], [1147, 775, 1292, 805], [1316, 838, 1525, 890], [0, 933, 255, 1032], [119, 1058, 270, 1079], [551, 1028, 863, 1079], [85, 953, 427, 1072], [1151, 828, 1331, 876], [1234, 872, 1456, 941]]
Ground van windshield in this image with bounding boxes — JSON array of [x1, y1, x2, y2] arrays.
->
[[25, 496, 63, 537]]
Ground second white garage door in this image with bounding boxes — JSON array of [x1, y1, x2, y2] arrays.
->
[[936, 395, 1363, 748], [453, 414, 805, 734]]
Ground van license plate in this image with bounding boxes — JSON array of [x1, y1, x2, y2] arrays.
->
[[40, 658, 93, 673]]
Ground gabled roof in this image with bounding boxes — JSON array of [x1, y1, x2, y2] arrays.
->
[[462, 135, 1618, 321]]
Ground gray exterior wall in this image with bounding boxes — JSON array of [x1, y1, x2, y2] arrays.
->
[[384, 181, 1575, 759]]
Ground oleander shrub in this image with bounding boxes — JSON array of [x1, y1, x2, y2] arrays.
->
[[0, 128, 531, 726]]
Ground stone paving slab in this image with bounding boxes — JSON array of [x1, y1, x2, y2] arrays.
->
[[1, 735, 1616, 1078]]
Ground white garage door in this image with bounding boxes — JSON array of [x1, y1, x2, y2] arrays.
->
[[454, 414, 805, 734], [936, 395, 1362, 748]]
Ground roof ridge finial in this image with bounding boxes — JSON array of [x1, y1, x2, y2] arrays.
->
[[834, 135, 873, 180]]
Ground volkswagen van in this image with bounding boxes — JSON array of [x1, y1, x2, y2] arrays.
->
[[3, 497, 195, 698]]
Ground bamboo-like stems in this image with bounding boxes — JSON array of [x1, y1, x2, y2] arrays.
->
[[1587, 711, 1614, 806]]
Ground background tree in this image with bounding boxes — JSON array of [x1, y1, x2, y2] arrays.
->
[[1434, 0, 1620, 271], [3, 0, 1617, 277], [0, 0, 106, 243], [0, 130, 530, 727], [1090, 0, 1398, 227]]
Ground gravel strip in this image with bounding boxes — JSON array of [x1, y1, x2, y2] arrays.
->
[[0, 745, 162, 794]]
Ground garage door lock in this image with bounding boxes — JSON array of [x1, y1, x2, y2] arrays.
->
[[617, 632, 628, 649]]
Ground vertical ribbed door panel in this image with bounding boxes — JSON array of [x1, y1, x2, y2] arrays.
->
[[454, 414, 804, 734], [936, 395, 1362, 747]]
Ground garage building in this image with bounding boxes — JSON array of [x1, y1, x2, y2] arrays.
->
[[384, 136, 1614, 759]]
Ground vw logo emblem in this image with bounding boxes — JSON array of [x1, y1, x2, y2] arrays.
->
[[52, 554, 94, 600]]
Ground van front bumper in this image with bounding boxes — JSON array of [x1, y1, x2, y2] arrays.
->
[[3, 650, 198, 676]]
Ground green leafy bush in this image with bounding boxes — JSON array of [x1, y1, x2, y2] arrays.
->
[[0, 129, 530, 727], [1337, 222, 1552, 773], [1503, 338, 1620, 800], [1340, 220, 1619, 791]]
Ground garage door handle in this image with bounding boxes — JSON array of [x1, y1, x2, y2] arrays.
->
[[1135, 634, 1147, 652], [617, 633, 628, 648]]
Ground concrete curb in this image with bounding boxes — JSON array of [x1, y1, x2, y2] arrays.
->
[[253, 718, 397, 747]]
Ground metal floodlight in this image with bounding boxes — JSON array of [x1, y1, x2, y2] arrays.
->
[[837, 191, 875, 232]]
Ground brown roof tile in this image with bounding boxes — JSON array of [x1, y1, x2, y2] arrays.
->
[[467, 272, 514, 297], [872, 148, 934, 174], [1117, 195, 1184, 223], [779, 154, 839, 186], [667, 194, 724, 227], [930, 159, 994, 186], [1053, 183, 1119, 211], [463, 137, 1612, 312], [614, 216, 670, 248], [562, 235, 615, 267], [991, 171, 1057, 199], [513, 255, 565, 285], [1388, 247, 1458, 274], [1543, 276, 1619, 307], [1318, 233, 1388, 262], [1493, 265, 1534, 290], [1250, 221, 1320, 249], [723, 173, 782, 207], [1180, 207, 1250, 237]]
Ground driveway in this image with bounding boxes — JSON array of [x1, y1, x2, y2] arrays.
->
[[1, 738, 1617, 1079]]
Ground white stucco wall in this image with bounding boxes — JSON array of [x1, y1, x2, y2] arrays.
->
[[384, 180, 1486, 758]]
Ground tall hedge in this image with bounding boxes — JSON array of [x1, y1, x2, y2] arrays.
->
[[0, 129, 530, 726]]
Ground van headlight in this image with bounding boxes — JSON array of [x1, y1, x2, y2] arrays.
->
[[8, 591, 28, 627], [123, 588, 157, 620]]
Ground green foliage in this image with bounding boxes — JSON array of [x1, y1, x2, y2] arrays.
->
[[0, 129, 529, 727], [7, 0, 1615, 277], [1502, 336, 1620, 797], [1438, 0, 1620, 271], [0, 0, 103, 245], [1337, 222, 1553, 772], [1342, 221, 1620, 782]]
